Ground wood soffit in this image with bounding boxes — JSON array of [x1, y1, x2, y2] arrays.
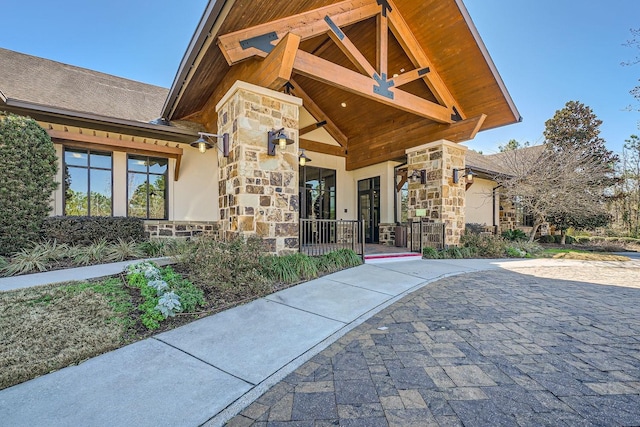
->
[[43, 123, 186, 181], [171, 0, 520, 170]]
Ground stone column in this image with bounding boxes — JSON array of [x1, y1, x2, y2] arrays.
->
[[406, 139, 467, 246], [215, 81, 302, 254]]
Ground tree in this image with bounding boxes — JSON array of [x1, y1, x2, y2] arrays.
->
[[622, 28, 640, 111], [495, 101, 617, 242], [498, 139, 530, 152], [0, 112, 58, 255], [610, 135, 640, 237]]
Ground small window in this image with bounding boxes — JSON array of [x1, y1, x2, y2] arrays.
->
[[127, 155, 168, 219], [63, 148, 113, 216]]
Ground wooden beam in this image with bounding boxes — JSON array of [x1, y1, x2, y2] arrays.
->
[[386, 0, 464, 119], [253, 32, 300, 90], [218, 0, 380, 65], [324, 15, 376, 77], [48, 129, 185, 181], [391, 67, 431, 87], [187, 36, 300, 131], [346, 114, 486, 170], [396, 173, 407, 192], [289, 78, 348, 147], [300, 138, 347, 157], [377, 13, 388, 76], [299, 121, 327, 136], [293, 49, 453, 123]]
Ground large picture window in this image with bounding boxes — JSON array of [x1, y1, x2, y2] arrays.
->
[[127, 155, 168, 219], [299, 166, 336, 219], [64, 148, 113, 216]]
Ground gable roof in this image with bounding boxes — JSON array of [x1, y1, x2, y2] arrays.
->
[[466, 145, 546, 176], [0, 48, 167, 123], [162, 0, 521, 170]]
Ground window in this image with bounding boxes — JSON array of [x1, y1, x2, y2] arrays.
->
[[64, 148, 112, 216], [299, 166, 336, 219], [514, 197, 534, 227], [127, 155, 168, 219]]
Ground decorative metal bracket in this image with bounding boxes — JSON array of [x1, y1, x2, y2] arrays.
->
[[376, 0, 392, 17], [373, 72, 394, 99], [240, 32, 278, 54]]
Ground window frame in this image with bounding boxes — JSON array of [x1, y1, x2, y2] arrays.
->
[[126, 154, 169, 220], [63, 147, 113, 217]]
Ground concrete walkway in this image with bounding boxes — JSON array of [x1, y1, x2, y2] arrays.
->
[[1, 257, 639, 426]]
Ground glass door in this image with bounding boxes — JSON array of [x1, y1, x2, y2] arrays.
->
[[358, 177, 380, 243]]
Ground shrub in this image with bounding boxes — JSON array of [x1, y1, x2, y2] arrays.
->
[[126, 261, 205, 330], [505, 246, 527, 258], [422, 247, 440, 259], [552, 235, 575, 244], [0, 112, 58, 256], [261, 253, 320, 283], [460, 233, 507, 258], [501, 229, 527, 241], [508, 240, 543, 257], [107, 238, 145, 262], [41, 216, 145, 245], [176, 236, 270, 300], [0, 240, 70, 276], [538, 235, 556, 243], [314, 249, 362, 274], [465, 223, 486, 235]]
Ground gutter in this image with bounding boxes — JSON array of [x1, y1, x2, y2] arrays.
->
[[1, 97, 199, 143], [454, 0, 522, 125], [161, 0, 231, 120]]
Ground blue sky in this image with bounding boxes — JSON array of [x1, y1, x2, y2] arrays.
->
[[1, 0, 638, 155]]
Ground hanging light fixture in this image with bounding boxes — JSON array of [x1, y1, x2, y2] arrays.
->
[[267, 128, 294, 156], [299, 149, 312, 166], [190, 132, 230, 156]]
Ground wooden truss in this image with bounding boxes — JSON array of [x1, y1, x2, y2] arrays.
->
[[217, 0, 477, 162]]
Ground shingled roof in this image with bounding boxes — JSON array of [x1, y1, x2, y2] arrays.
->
[[0, 47, 167, 123], [466, 144, 546, 176]]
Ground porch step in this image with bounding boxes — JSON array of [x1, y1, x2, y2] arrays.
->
[[364, 252, 423, 264]]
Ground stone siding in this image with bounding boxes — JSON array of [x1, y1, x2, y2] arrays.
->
[[216, 82, 302, 255], [378, 223, 396, 246], [406, 140, 467, 246], [144, 221, 220, 240]]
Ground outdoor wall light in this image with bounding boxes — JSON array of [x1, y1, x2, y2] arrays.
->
[[190, 132, 230, 156], [409, 169, 427, 185], [267, 128, 294, 156], [299, 149, 312, 166], [453, 168, 474, 184]]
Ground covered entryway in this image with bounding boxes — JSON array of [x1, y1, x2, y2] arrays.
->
[[159, 0, 521, 254]]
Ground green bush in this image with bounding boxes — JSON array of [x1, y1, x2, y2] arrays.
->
[[41, 216, 145, 245], [422, 247, 440, 259], [501, 229, 527, 241], [176, 236, 270, 300], [552, 235, 575, 244], [465, 223, 486, 235], [460, 233, 507, 258], [538, 235, 556, 243], [0, 112, 58, 256]]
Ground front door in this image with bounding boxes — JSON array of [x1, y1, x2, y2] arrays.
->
[[358, 177, 380, 243]]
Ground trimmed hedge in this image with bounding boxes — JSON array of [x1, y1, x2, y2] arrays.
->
[[0, 112, 58, 256], [41, 216, 146, 245]]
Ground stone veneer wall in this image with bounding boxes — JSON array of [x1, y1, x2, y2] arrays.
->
[[144, 221, 220, 240], [378, 223, 396, 246], [406, 140, 467, 246], [499, 194, 516, 233], [215, 81, 302, 255]]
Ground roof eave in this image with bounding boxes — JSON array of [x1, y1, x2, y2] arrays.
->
[[1, 97, 199, 143], [161, 0, 230, 121], [454, 0, 521, 125]]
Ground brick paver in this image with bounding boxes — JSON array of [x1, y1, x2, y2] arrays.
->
[[226, 265, 640, 426]]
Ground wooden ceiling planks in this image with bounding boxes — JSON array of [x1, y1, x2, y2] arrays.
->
[[170, 0, 519, 169]]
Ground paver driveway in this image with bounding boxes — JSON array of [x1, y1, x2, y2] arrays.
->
[[226, 263, 640, 426]]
